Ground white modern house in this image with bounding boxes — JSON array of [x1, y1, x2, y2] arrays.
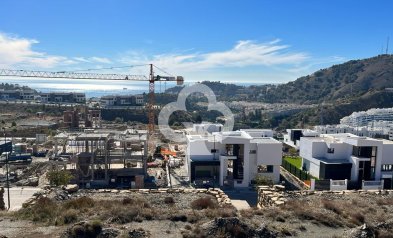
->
[[186, 128, 282, 188], [283, 129, 319, 149], [299, 133, 393, 189]]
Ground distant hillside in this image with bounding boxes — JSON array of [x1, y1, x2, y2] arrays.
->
[[263, 54, 393, 104], [164, 55, 393, 129], [165, 81, 245, 100]]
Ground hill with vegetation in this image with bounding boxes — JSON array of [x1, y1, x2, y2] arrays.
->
[[263, 54, 393, 104]]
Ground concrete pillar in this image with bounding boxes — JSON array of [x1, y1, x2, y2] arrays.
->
[[85, 140, 89, 152], [90, 140, 94, 180], [104, 138, 108, 183], [310, 179, 315, 191], [243, 143, 250, 186], [219, 156, 225, 186], [54, 139, 58, 155]]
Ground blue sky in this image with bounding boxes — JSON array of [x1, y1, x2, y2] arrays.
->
[[0, 0, 392, 83]]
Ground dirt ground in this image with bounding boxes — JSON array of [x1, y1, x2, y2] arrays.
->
[[1, 190, 393, 237]]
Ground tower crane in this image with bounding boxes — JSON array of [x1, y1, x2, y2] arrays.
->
[[0, 64, 184, 154]]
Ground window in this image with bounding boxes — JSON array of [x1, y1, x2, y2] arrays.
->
[[258, 165, 274, 173], [250, 150, 256, 154], [327, 148, 335, 154], [382, 164, 393, 171]]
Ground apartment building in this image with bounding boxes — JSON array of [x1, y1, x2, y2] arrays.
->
[[186, 128, 282, 188], [299, 133, 393, 188], [340, 108, 393, 127], [315, 124, 392, 140], [100, 94, 144, 107], [40, 92, 86, 103], [0, 90, 20, 100]]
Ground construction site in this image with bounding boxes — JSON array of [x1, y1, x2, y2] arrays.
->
[[0, 64, 186, 194]]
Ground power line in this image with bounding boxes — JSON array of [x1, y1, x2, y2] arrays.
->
[[153, 65, 174, 77], [67, 64, 150, 73]]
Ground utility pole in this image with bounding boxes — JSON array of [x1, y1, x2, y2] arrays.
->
[[2, 128, 10, 210]]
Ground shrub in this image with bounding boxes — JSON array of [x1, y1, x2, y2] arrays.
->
[[191, 197, 217, 210], [70, 221, 102, 238], [322, 199, 343, 215], [63, 197, 95, 210], [164, 196, 175, 204], [122, 197, 135, 205], [205, 208, 236, 218], [62, 209, 78, 224], [254, 175, 273, 186], [225, 224, 248, 238], [46, 169, 73, 186], [17, 197, 58, 223], [170, 214, 187, 222], [349, 212, 365, 225]]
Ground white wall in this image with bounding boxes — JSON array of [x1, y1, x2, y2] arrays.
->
[[257, 143, 282, 165]]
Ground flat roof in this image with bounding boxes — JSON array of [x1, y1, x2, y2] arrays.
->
[[75, 133, 110, 140], [251, 137, 281, 144], [316, 157, 352, 164]]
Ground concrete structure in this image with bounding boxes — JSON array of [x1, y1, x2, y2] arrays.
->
[[186, 129, 282, 188], [54, 129, 147, 188], [299, 133, 393, 189]]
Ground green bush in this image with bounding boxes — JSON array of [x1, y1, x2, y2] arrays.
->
[[254, 175, 273, 186], [46, 169, 73, 186]]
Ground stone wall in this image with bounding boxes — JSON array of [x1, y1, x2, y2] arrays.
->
[[25, 187, 232, 208], [257, 185, 287, 208], [257, 185, 393, 208], [95, 188, 232, 207]]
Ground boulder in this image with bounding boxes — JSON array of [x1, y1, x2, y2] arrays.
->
[[64, 184, 79, 193]]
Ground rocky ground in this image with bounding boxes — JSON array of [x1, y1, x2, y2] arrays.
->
[[0, 188, 393, 237]]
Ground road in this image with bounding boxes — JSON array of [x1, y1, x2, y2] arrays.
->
[[3, 187, 41, 211]]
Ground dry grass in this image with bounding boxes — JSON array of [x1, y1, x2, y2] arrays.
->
[[190, 197, 218, 210], [13, 194, 231, 227]]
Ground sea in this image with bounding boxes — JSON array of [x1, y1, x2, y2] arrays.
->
[[0, 78, 267, 98]]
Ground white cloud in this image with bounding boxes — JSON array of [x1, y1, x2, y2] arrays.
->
[[120, 40, 309, 73], [0, 32, 72, 68], [90, 57, 111, 64], [0, 33, 113, 69], [73, 57, 90, 63], [0, 32, 344, 83]]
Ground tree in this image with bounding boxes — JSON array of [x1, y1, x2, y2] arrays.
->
[[288, 147, 298, 158], [46, 169, 73, 186]]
